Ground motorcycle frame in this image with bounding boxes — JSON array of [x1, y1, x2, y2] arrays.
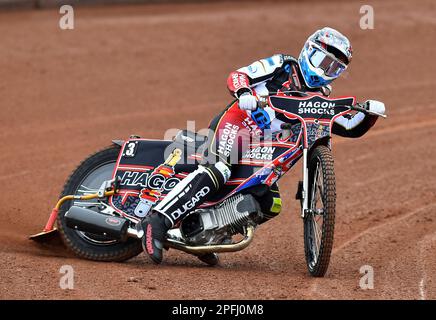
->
[[106, 94, 355, 221], [265, 93, 356, 218]]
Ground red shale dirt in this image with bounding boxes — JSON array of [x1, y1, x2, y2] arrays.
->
[[0, 0, 435, 299]]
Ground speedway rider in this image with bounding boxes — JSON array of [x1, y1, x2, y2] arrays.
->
[[141, 27, 386, 264]]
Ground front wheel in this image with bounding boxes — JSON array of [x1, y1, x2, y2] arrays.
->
[[303, 145, 336, 277]]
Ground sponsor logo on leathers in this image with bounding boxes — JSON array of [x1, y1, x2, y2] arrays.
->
[[243, 146, 276, 161], [145, 224, 154, 254], [242, 116, 262, 137], [231, 72, 249, 91], [217, 123, 239, 157], [170, 186, 211, 221]]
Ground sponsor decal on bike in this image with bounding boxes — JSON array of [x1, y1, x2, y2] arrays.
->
[[170, 186, 211, 221], [119, 171, 180, 192], [243, 146, 276, 161], [217, 122, 239, 157], [123, 141, 138, 158], [134, 149, 182, 217], [298, 101, 336, 115], [117, 148, 183, 218], [305, 123, 331, 146], [105, 217, 121, 226]]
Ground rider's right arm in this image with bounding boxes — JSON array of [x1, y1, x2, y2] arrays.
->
[[227, 54, 284, 98], [332, 113, 378, 138]]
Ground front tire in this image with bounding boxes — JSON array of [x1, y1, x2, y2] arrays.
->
[[57, 145, 142, 262], [303, 145, 336, 277]]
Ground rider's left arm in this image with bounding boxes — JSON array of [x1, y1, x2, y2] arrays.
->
[[332, 113, 378, 138], [226, 54, 285, 98]]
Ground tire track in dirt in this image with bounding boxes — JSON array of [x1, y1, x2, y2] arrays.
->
[[417, 232, 436, 300], [310, 203, 436, 299]]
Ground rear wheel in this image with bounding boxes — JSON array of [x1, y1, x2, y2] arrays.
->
[[303, 145, 336, 277], [57, 145, 142, 262]]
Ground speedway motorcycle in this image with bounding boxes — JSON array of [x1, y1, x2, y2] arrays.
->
[[31, 92, 385, 277]]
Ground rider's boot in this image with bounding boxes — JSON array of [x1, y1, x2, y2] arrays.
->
[[141, 162, 230, 264], [141, 211, 171, 264], [197, 252, 220, 266]]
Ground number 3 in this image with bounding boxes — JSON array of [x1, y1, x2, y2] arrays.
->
[[125, 142, 136, 157]]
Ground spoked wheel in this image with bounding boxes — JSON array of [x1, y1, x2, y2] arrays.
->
[[57, 145, 142, 262], [303, 145, 336, 277]]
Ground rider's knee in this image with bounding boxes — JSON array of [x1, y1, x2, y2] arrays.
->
[[261, 197, 282, 222], [201, 161, 231, 189], [259, 184, 282, 223]]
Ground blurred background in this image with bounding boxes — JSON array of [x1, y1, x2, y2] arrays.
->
[[0, 0, 435, 299]]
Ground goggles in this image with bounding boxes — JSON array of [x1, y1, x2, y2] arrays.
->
[[307, 43, 347, 77]]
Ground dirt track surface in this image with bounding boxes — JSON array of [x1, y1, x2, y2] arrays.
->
[[0, 0, 435, 300]]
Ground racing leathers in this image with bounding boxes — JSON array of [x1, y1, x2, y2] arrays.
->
[[141, 54, 378, 264], [226, 54, 378, 138], [199, 53, 378, 219]]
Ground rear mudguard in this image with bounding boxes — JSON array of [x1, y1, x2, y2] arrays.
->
[[112, 140, 124, 147]]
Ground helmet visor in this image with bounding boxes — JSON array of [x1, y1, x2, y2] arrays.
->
[[308, 45, 347, 77]]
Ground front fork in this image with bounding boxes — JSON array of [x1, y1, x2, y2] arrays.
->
[[301, 147, 309, 218]]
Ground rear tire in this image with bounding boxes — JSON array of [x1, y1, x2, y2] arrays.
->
[[57, 145, 142, 262], [303, 145, 336, 277]]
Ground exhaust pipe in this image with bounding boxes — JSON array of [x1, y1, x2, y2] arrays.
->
[[165, 225, 256, 254], [65, 206, 130, 241], [64, 206, 255, 254]]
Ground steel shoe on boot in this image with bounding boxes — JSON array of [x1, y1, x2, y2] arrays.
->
[[141, 211, 172, 264], [197, 253, 220, 266]]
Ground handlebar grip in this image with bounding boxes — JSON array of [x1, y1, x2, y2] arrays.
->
[[257, 98, 268, 109], [350, 104, 369, 114], [350, 104, 387, 118]]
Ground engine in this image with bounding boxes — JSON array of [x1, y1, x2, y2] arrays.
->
[[180, 194, 262, 245]]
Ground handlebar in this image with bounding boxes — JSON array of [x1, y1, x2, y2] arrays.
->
[[256, 94, 386, 118], [349, 103, 369, 114], [257, 98, 268, 109]]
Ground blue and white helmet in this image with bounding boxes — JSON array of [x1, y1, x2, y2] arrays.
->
[[298, 27, 353, 88]]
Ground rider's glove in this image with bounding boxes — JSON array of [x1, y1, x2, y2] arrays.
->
[[364, 100, 386, 116], [238, 92, 257, 111]]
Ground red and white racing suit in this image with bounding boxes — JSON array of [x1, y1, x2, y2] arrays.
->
[[154, 54, 378, 226], [205, 53, 378, 166]]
